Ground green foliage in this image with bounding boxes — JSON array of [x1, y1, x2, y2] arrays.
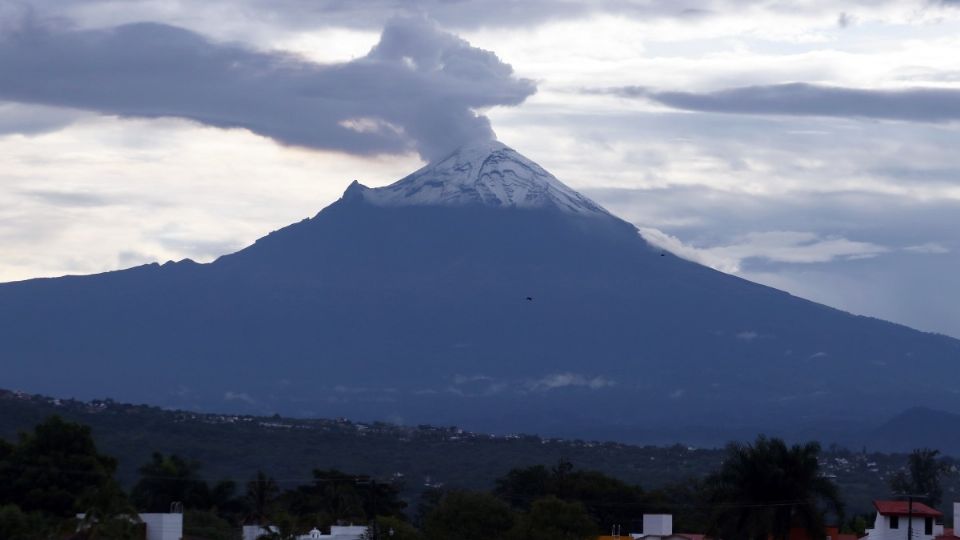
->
[[508, 496, 597, 540], [246, 470, 280, 525], [0, 503, 67, 540], [4, 393, 939, 518], [371, 515, 421, 540], [707, 436, 844, 540], [76, 479, 142, 539], [846, 514, 869, 537], [131, 452, 212, 512], [279, 469, 405, 528], [889, 448, 951, 507], [495, 459, 648, 530], [255, 511, 301, 539], [184, 509, 237, 540], [423, 491, 516, 540], [0, 416, 119, 516]]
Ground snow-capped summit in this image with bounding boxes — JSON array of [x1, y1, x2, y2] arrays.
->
[[345, 139, 608, 216]]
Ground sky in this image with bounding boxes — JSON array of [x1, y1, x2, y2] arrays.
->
[[2, 0, 960, 338]]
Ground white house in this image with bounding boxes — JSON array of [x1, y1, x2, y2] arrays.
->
[[298, 525, 368, 539], [76, 511, 183, 540], [242, 524, 368, 540], [862, 500, 943, 540]]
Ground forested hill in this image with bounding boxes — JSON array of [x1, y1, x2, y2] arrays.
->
[[1, 389, 955, 516]]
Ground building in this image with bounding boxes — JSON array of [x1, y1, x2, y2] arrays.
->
[[242, 524, 368, 540], [76, 511, 183, 540], [597, 513, 706, 540], [863, 500, 944, 540], [934, 503, 960, 540]]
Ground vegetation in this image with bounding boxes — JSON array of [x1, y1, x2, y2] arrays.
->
[[2, 389, 948, 518], [706, 437, 844, 540], [889, 448, 953, 507], [2, 395, 959, 539]]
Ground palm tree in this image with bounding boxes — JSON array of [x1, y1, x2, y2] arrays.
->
[[246, 471, 280, 526], [707, 436, 844, 540], [889, 448, 951, 507]]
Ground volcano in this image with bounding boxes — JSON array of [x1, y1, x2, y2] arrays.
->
[[2, 140, 957, 443]]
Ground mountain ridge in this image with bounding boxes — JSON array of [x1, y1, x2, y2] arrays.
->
[[1, 139, 957, 443]]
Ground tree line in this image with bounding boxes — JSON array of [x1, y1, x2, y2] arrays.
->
[[0, 416, 951, 540]]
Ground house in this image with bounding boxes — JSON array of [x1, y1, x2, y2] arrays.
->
[[597, 513, 708, 540], [242, 524, 368, 540], [76, 511, 183, 540], [863, 500, 944, 540], [299, 525, 368, 539]]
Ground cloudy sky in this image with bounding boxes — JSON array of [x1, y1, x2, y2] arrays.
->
[[3, 0, 960, 338]]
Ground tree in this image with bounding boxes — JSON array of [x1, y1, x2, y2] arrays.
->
[[0, 503, 64, 540], [131, 452, 210, 512], [495, 459, 647, 530], [508, 496, 597, 540], [368, 515, 421, 540], [423, 491, 516, 540], [247, 471, 280, 525], [707, 436, 844, 540], [889, 448, 951, 507], [76, 480, 142, 540], [0, 416, 119, 516], [282, 469, 405, 527], [184, 509, 237, 540]]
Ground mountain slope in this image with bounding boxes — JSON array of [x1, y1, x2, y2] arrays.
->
[[1, 139, 957, 442]]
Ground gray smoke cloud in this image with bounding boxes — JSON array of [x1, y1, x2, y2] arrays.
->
[[605, 83, 960, 123], [0, 13, 536, 161]]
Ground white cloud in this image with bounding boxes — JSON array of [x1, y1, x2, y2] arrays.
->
[[224, 391, 255, 404], [639, 228, 889, 273], [904, 242, 950, 254], [527, 373, 615, 391]]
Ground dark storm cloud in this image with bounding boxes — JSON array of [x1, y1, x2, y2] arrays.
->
[[23, 0, 714, 30], [605, 83, 960, 123], [26, 0, 926, 33], [0, 15, 535, 160]]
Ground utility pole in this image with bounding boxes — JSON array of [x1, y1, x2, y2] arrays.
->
[[908, 495, 913, 540], [898, 493, 928, 540]]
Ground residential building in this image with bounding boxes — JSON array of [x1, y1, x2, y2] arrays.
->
[[863, 500, 944, 540]]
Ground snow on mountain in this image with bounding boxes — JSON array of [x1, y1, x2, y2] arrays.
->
[[347, 139, 608, 216], [2, 138, 959, 444]]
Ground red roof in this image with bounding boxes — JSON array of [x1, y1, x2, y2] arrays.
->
[[874, 500, 943, 518]]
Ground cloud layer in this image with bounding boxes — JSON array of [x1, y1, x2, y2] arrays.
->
[[610, 83, 960, 123], [0, 15, 535, 160]]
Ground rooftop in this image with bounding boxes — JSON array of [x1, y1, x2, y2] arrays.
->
[[874, 500, 943, 518]]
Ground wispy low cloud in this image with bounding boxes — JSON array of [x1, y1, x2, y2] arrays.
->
[[601, 83, 960, 123], [527, 373, 615, 392], [436, 372, 616, 396], [904, 242, 950, 254], [224, 391, 255, 404], [0, 14, 535, 160], [639, 228, 889, 273]]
